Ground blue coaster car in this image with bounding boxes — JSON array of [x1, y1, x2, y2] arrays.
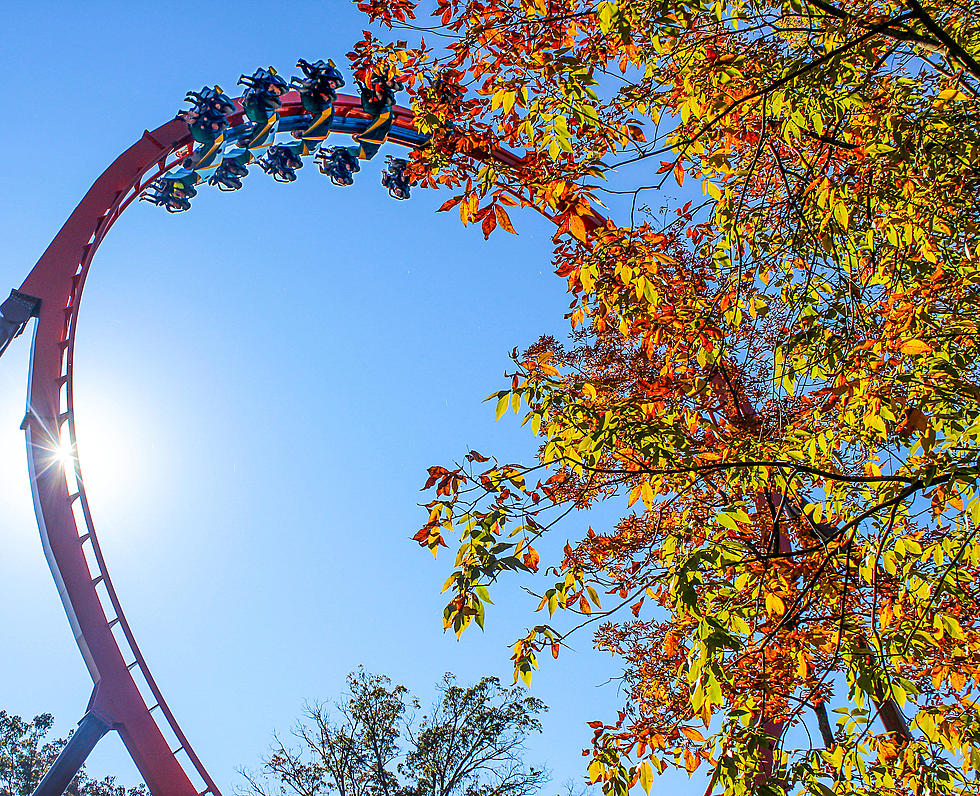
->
[[179, 85, 235, 143], [292, 59, 345, 141], [178, 85, 237, 171], [352, 73, 402, 161], [381, 156, 413, 200], [316, 146, 360, 186], [238, 67, 289, 150], [259, 144, 305, 183], [140, 176, 198, 213], [208, 152, 251, 191]]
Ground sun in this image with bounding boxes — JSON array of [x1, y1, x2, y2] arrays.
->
[[54, 435, 76, 471]]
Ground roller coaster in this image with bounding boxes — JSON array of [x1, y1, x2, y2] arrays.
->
[[0, 57, 522, 796]]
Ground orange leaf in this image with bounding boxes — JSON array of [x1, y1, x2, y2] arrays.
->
[[522, 546, 540, 572], [568, 213, 588, 242], [495, 204, 518, 234], [680, 726, 706, 743], [683, 748, 700, 773], [900, 339, 932, 355], [673, 161, 685, 187]]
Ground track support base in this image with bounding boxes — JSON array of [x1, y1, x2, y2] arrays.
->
[[0, 288, 40, 360]]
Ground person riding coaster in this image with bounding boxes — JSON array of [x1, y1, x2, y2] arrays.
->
[[178, 85, 235, 144], [208, 152, 251, 191], [237, 67, 289, 150], [315, 146, 360, 186], [380, 156, 413, 200], [351, 71, 402, 161], [140, 176, 197, 213], [291, 58, 346, 142], [184, 86, 235, 117], [258, 144, 305, 183]]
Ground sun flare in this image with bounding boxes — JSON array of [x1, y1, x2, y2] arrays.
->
[[54, 436, 75, 470]]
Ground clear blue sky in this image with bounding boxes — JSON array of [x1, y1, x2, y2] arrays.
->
[[0, 2, 701, 793]]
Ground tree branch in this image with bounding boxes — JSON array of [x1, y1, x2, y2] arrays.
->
[[905, 0, 980, 80]]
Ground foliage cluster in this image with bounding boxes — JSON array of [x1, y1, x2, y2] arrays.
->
[[351, 1, 980, 794]]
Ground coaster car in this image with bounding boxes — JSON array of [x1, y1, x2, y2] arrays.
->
[[259, 144, 305, 183], [357, 73, 401, 116], [208, 153, 251, 191], [291, 58, 346, 141], [294, 59, 345, 106], [240, 67, 288, 118], [380, 156, 413, 200], [178, 86, 235, 144], [238, 67, 289, 150], [140, 176, 198, 213], [316, 146, 360, 186], [351, 72, 403, 160]]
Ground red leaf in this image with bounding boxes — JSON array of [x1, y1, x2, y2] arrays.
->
[[482, 212, 498, 239]]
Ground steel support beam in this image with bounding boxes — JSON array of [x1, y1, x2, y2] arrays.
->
[[31, 711, 112, 796]]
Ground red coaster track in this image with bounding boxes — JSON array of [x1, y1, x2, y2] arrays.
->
[[14, 92, 455, 796]]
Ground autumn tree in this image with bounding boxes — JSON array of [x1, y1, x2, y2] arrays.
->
[[349, 0, 980, 794], [243, 671, 547, 796], [0, 711, 146, 796]]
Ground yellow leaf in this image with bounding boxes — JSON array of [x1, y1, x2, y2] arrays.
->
[[937, 88, 965, 101], [638, 761, 653, 794], [641, 480, 654, 510], [496, 394, 509, 420], [765, 592, 786, 616]]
